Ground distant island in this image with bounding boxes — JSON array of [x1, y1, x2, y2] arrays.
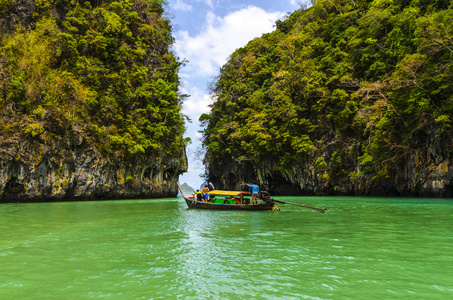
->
[[177, 183, 194, 197]]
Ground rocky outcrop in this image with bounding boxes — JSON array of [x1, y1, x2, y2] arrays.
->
[[208, 129, 453, 198], [0, 129, 187, 203], [288, 153, 453, 198], [278, 143, 452, 198], [200, 1, 453, 198], [0, 0, 188, 202]]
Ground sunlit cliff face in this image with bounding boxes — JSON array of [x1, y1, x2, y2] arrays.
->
[[0, 135, 187, 202]]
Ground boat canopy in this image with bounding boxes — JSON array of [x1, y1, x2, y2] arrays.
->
[[208, 190, 251, 196]]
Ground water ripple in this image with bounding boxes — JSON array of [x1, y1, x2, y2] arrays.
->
[[0, 197, 452, 299]]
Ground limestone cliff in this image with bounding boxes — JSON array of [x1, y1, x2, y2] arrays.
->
[[264, 135, 453, 198], [0, 128, 186, 202], [0, 0, 188, 202], [201, 1, 453, 198], [206, 130, 453, 198]]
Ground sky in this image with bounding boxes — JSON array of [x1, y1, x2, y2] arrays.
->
[[167, 0, 304, 189]]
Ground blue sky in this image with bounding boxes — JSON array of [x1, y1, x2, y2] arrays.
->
[[167, 0, 305, 189]]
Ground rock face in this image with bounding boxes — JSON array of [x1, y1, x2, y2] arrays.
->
[[0, 131, 187, 203], [281, 151, 453, 198], [207, 128, 453, 198]]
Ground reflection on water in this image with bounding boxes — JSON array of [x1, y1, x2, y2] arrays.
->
[[1, 197, 453, 299]]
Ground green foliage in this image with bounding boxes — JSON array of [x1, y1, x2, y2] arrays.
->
[[0, 0, 186, 161], [316, 156, 327, 168], [23, 123, 45, 137], [201, 0, 453, 184], [0, 0, 13, 10]]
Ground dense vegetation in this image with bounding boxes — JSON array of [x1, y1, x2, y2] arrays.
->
[[0, 0, 187, 162], [201, 0, 453, 194]]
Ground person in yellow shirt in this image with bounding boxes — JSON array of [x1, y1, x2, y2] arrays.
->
[[193, 190, 202, 201]]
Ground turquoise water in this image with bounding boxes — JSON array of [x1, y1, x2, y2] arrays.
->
[[1, 197, 452, 299]]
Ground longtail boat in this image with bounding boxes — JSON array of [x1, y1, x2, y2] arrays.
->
[[177, 182, 275, 211], [177, 182, 327, 213]]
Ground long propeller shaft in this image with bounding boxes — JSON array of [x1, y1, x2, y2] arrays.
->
[[271, 199, 327, 213]]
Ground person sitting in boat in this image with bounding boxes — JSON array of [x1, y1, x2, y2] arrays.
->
[[202, 184, 210, 202], [245, 183, 259, 205], [193, 190, 202, 201], [208, 182, 215, 191]]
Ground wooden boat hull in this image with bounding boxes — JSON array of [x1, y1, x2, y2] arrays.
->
[[184, 198, 274, 211]]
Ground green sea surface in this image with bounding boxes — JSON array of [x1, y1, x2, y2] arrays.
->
[[1, 197, 452, 299]]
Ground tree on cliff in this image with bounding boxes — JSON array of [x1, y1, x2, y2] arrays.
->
[[200, 0, 453, 196]]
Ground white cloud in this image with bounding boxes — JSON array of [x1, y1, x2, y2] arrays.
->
[[173, 0, 192, 11], [181, 86, 214, 122], [174, 6, 285, 77], [205, 0, 214, 9]]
